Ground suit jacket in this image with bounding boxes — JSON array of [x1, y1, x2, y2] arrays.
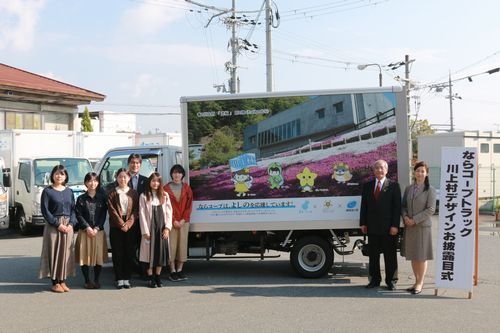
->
[[360, 178, 402, 235], [129, 174, 149, 196], [401, 184, 436, 227]]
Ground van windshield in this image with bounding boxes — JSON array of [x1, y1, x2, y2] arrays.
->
[[34, 158, 93, 186]]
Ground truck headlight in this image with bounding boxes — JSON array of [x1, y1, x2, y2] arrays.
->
[[0, 192, 7, 217], [33, 200, 42, 216]]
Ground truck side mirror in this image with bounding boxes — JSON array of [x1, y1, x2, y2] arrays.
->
[[2, 168, 11, 188]]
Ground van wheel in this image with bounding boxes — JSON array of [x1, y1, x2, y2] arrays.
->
[[18, 212, 31, 235], [290, 235, 333, 278]]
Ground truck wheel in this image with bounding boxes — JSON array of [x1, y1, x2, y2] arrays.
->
[[18, 212, 31, 236], [290, 236, 333, 278]]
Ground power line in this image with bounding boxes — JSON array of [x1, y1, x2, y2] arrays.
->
[[280, 0, 390, 21]]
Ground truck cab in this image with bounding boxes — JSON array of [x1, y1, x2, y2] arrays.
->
[[14, 157, 93, 235], [95, 145, 183, 248], [97, 146, 183, 193]]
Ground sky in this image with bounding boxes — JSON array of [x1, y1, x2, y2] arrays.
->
[[1, 0, 499, 134]]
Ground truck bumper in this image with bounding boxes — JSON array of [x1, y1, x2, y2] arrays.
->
[[31, 216, 46, 226]]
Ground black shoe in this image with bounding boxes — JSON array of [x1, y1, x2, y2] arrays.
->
[[177, 271, 187, 281], [169, 272, 179, 282], [386, 282, 396, 291], [155, 275, 163, 288], [365, 282, 380, 289], [123, 280, 131, 289], [412, 288, 422, 295], [406, 287, 416, 292], [147, 277, 156, 288]]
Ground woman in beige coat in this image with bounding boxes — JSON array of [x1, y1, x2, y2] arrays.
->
[[139, 172, 172, 288], [401, 161, 436, 294]]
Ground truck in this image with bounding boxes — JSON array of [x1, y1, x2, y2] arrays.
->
[[13, 157, 93, 234], [0, 129, 133, 232], [96, 87, 410, 278]]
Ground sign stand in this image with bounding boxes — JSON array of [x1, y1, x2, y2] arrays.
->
[[434, 147, 478, 299]]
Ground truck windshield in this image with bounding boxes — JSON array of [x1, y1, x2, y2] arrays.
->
[[99, 153, 157, 191], [34, 158, 93, 186]]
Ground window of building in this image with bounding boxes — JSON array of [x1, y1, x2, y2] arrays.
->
[[333, 102, 344, 114], [315, 108, 325, 119], [494, 143, 500, 153], [5, 112, 42, 129], [480, 143, 489, 153], [44, 112, 70, 130]]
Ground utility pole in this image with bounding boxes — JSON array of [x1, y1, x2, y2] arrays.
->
[[229, 0, 238, 94], [404, 54, 412, 162], [265, 0, 273, 92], [448, 72, 454, 132]]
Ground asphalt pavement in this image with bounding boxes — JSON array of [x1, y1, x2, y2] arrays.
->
[[0, 215, 499, 332]]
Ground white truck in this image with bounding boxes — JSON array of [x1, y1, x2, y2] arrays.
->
[[96, 87, 410, 278], [0, 129, 133, 233], [13, 157, 93, 234]]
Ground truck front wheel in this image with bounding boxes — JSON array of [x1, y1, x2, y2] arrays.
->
[[18, 211, 31, 236], [290, 235, 333, 278]]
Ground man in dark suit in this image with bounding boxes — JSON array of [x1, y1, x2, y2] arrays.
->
[[127, 153, 148, 195], [127, 153, 149, 278], [360, 159, 401, 290]]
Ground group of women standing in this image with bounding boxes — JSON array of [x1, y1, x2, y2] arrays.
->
[[38, 162, 192, 292]]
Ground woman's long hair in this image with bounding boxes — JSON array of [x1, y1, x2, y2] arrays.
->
[[145, 172, 166, 205], [414, 161, 430, 191]]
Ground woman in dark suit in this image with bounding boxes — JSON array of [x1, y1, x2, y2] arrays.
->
[[401, 161, 436, 294]]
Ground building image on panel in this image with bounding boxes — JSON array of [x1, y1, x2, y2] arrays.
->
[[243, 92, 396, 158]]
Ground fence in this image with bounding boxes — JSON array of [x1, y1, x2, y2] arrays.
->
[[429, 165, 499, 214]]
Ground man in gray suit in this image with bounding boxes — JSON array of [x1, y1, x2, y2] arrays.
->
[[360, 159, 401, 290]]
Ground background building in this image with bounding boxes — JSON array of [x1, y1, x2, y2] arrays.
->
[[418, 131, 500, 212], [0, 63, 104, 130]]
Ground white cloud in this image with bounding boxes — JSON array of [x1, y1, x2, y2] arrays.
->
[[0, 0, 45, 51], [120, 2, 184, 36]]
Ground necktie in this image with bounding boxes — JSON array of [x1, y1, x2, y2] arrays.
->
[[374, 181, 381, 199], [133, 175, 138, 190]]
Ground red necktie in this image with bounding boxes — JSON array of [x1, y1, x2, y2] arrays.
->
[[374, 181, 381, 199]]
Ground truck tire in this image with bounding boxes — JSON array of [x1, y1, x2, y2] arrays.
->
[[290, 235, 333, 278], [18, 211, 31, 236]]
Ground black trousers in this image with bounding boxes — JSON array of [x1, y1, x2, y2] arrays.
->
[[110, 227, 136, 281], [367, 233, 398, 285]]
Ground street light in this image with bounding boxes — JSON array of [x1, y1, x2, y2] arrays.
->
[[357, 63, 383, 87]]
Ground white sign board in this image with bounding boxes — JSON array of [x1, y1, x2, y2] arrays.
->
[[435, 147, 477, 291]]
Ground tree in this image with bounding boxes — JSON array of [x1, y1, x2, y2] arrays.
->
[[200, 127, 241, 168], [410, 119, 434, 159], [81, 107, 93, 132]]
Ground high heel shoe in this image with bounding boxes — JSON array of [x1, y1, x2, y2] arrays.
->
[[412, 287, 422, 295], [406, 286, 416, 292]]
